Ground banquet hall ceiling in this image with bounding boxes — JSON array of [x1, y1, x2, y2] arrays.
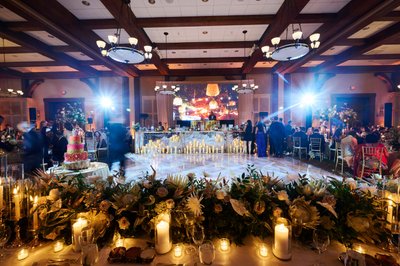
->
[[0, 0, 399, 79]]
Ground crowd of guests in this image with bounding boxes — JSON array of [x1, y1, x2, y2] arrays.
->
[[243, 117, 396, 177]]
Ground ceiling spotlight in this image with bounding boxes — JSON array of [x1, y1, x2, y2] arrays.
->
[[148, 0, 155, 4], [202, 0, 208, 2], [81, 0, 90, 6], [397, 84, 400, 89]]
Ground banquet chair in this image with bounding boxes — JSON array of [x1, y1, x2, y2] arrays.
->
[[360, 146, 384, 178], [292, 137, 307, 160], [86, 137, 97, 161], [335, 142, 344, 175], [309, 138, 323, 162]]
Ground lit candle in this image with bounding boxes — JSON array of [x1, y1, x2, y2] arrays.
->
[[274, 223, 289, 259], [53, 240, 64, 253], [17, 248, 29, 260], [0, 178, 3, 211], [221, 146, 224, 153], [220, 238, 230, 252], [174, 243, 183, 258], [32, 195, 39, 230], [115, 238, 125, 247], [387, 196, 394, 224], [354, 244, 365, 254], [72, 217, 88, 252], [259, 243, 268, 257], [13, 187, 21, 221], [155, 214, 172, 254]]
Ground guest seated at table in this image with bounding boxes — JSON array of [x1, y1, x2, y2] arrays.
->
[[208, 111, 216, 121], [354, 133, 389, 177], [94, 131, 107, 149], [331, 124, 343, 148], [293, 127, 308, 148], [309, 128, 326, 153], [341, 131, 358, 167], [157, 122, 165, 131]]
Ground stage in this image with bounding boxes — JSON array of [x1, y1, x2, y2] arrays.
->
[[123, 153, 340, 182]]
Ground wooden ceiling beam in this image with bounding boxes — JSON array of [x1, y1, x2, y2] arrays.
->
[[162, 57, 245, 64], [0, 24, 100, 76], [21, 71, 115, 79], [241, 0, 310, 74], [273, 0, 400, 74], [0, 46, 34, 53], [316, 21, 400, 72], [0, 61, 60, 67], [0, 0, 138, 77], [317, 65, 400, 74], [380, 11, 400, 21], [100, 0, 169, 76], [155, 41, 255, 50]]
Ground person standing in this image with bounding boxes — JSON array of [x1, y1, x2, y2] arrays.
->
[[108, 119, 129, 172], [18, 121, 43, 174], [243, 120, 253, 155], [269, 117, 285, 157], [40, 120, 50, 167], [255, 121, 267, 157], [52, 130, 68, 163]]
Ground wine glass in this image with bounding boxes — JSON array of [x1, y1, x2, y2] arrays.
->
[[199, 241, 215, 265], [191, 225, 205, 247], [0, 223, 11, 260], [313, 229, 330, 266]]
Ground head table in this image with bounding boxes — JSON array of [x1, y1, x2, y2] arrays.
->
[[4, 237, 384, 266]]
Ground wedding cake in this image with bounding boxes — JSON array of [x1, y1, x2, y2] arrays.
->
[[64, 128, 90, 170]]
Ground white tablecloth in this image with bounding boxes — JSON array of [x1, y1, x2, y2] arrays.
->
[[47, 162, 110, 179], [3, 237, 352, 266]]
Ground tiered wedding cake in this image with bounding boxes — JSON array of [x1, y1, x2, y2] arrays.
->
[[64, 128, 90, 170]]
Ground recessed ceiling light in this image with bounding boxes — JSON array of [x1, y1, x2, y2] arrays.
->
[[234, 50, 239, 52], [329, 47, 335, 50], [203, 63, 207, 65], [171, 51, 176, 54], [149, 0, 156, 4], [230, 63, 233, 65], [145, 64, 149, 67], [81, 0, 90, 6], [397, 84, 400, 89], [202, 31, 208, 35], [178, 64, 181, 66], [203, 51, 207, 53], [0, 5, 4, 8], [80, 53, 85, 56], [262, 62, 266, 64], [202, 0, 208, 2], [362, 26, 370, 31], [48, 34, 55, 39]]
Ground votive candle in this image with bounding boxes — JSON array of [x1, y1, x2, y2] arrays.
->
[[174, 243, 183, 258], [259, 243, 268, 257], [0, 178, 3, 210], [17, 248, 29, 260], [53, 240, 64, 253], [220, 238, 230, 252], [72, 217, 88, 252]]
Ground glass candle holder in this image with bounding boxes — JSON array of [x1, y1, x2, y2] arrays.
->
[[259, 243, 268, 257], [219, 238, 230, 252], [54, 240, 64, 253], [155, 212, 172, 254], [173, 243, 184, 258], [71, 217, 90, 252], [272, 217, 292, 260], [17, 247, 29, 260]]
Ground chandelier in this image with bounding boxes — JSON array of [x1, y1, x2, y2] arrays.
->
[[261, 24, 320, 61], [173, 96, 183, 106], [232, 79, 258, 94], [1, 38, 23, 97], [95, 0, 152, 64], [154, 81, 180, 95]]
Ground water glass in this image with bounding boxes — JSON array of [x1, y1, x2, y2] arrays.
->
[[199, 241, 215, 265], [79, 229, 98, 266]]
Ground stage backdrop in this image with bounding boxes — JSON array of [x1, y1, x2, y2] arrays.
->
[[172, 84, 239, 122]]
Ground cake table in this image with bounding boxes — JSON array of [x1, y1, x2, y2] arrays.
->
[[47, 162, 110, 180]]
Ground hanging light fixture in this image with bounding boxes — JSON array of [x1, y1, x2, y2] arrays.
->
[[0, 38, 23, 97], [96, 0, 152, 64], [232, 79, 258, 94], [154, 32, 180, 94], [209, 99, 218, 110], [206, 83, 220, 97], [261, 24, 320, 61], [173, 96, 183, 106]]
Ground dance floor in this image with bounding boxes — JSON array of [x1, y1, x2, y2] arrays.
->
[[123, 153, 340, 182]]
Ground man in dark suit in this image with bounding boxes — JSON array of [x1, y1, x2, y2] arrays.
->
[[309, 128, 326, 153], [208, 111, 216, 120], [269, 116, 285, 157]]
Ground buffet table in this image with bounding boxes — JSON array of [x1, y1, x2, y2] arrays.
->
[[47, 162, 110, 179], [3, 237, 353, 266]]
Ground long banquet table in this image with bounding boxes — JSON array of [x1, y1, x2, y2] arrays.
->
[[3, 237, 374, 266]]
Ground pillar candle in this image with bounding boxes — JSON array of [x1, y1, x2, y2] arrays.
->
[[387, 198, 394, 224], [155, 220, 171, 254], [274, 223, 289, 259], [72, 218, 88, 252], [13, 187, 21, 221], [0, 179, 3, 211], [33, 195, 39, 230]]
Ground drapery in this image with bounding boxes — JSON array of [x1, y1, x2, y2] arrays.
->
[[156, 94, 173, 128], [238, 93, 254, 125]]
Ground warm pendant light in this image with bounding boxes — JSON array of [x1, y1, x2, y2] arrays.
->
[[206, 83, 220, 97], [173, 96, 183, 106], [209, 99, 218, 110]]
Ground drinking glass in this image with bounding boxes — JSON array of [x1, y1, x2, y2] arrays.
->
[[199, 241, 215, 265], [79, 229, 98, 266], [53, 161, 59, 168], [0, 223, 11, 260], [313, 229, 330, 266], [293, 218, 303, 238], [191, 225, 205, 247]]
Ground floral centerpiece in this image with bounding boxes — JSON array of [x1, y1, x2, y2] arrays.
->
[[56, 103, 86, 127], [384, 126, 400, 151], [25, 165, 391, 250]]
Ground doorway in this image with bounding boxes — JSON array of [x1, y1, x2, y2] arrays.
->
[[331, 93, 375, 127]]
